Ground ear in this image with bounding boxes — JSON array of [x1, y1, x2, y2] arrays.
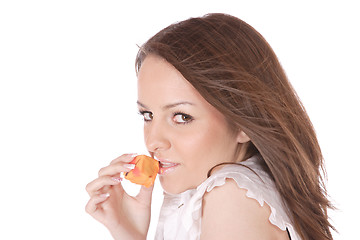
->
[[237, 130, 250, 143]]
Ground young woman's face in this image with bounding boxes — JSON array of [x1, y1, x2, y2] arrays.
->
[[137, 55, 240, 194]]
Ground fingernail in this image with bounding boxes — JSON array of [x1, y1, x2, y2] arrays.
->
[[112, 177, 122, 182], [124, 164, 136, 170], [99, 193, 110, 198]]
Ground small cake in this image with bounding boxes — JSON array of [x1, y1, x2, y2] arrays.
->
[[124, 155, 159, 187]]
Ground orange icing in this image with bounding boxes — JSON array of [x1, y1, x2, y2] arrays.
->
[[124, 155, 159, 187]]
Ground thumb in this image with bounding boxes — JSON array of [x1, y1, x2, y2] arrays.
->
[[136, 184, 155, 206]]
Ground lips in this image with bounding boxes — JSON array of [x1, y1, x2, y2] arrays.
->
[[155, 157, 180, 175], [159, 161, 178, 168]]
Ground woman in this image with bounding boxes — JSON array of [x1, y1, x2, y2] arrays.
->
[[85, 13, 334, 239]]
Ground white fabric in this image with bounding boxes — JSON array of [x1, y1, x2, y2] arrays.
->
[[154, 155, 301, 240]]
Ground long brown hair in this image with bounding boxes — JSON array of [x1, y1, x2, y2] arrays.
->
[[135, 13, 334, 240]]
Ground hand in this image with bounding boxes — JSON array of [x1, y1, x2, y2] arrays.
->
[[85, 154, 154, 240]]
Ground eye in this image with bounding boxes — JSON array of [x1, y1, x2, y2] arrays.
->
[[173, 112, 193, 124], [139, 111, 153, 122]]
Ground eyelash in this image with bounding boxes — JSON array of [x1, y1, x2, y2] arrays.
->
[[138, 110, 194, 124], [138, 110, 152, 122], [173, 112, 194, 124]]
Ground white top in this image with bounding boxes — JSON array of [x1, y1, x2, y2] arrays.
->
[[154, 155, 301, 240]]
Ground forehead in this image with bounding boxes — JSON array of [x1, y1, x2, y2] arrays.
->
[[137, 55, 232, 130], [138, 55, 189, 88], [137, 55, 202, 104]]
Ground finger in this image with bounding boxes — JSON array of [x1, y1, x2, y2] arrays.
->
[[86, 176, 123, 196], [85, 193, 110, 214], [98, 162, 135, 177], [110, 153, 138, 165], [136, 184, 155, 207]]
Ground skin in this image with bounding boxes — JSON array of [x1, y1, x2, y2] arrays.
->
[[201, 179, 290, 240], [85, 154, 152, 240], [85, 54, 289, 239], [137, 55, 248, 194]]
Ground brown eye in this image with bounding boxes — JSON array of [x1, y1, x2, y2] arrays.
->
[[140, 111, 153, 121], [173, 113, 193, 124]]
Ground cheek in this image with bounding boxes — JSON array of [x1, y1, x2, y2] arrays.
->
[[175, 124, 230, 160], [175, 127, 208, 151], [182, 122, 238, 169]]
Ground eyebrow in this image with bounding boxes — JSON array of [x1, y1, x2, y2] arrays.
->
[[137, 101, 194, 110]]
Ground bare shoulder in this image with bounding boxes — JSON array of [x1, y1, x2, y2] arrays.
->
[[200, 178, 289, 240]]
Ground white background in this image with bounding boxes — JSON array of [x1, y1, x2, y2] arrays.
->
[[0, 0, 359, 239]]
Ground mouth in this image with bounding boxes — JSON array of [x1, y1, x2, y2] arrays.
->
[[155, 157, 180, 175]]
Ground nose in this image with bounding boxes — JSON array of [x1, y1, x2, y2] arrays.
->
[[144, 119, 171, 153]]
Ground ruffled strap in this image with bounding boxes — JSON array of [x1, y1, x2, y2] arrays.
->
[[180, 157, 301, 240]]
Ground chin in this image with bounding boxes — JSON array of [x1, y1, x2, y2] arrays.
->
[[159, 177, 197, 195], [159, 179, 186, 194]]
